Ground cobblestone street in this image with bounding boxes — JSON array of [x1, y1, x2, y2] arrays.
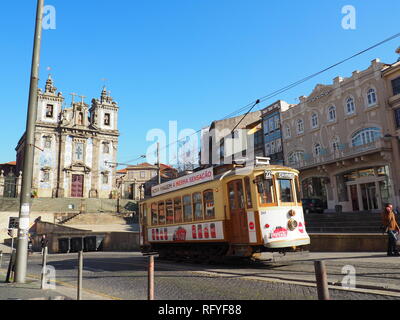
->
[[1, 252, 398, 301]]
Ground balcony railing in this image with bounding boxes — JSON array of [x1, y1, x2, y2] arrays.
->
[[290, 138, 391, 170]]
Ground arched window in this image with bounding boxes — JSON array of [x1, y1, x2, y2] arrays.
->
[[288, 151, 304, 165], [311, 113, 318, 128], [296, 119, 304, 134], [351, 127, 381, 147], [346, 97, 356, 115], [328, 106, 336, 122], [314, 143, 321, 156], [78, 112, 84, 125], [367, 88, 377, 106]]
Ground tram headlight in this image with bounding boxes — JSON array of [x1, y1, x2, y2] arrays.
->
[[288, 209, 296, 217], [288, 219, 298, 231]]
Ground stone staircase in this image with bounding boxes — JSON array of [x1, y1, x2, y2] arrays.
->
[[304, 212, 400, 233], [62, 212, 139, 233]]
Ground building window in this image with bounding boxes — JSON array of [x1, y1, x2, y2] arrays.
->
[[288, 151, 304, 166], [274, 115, 280, 130], [328, 106, 336, 122], [42, 171, 50, 182], [270, 141, 275, 154], [151, 203, 158, 225], [263, 120, 269, 135], [314, 143, 321, 156], [43, 136, 51, 149], [346, 97, 356, 115], [269, 118, 275, 133], [103, 143, 110, 154], [392, 77, 400, 96], [75, 142, 84, 161], [46, 104, 54, 118], [140, 171, 146, 179], [311, 113, 318, 129], [351, 127, 381, 147], [367, 88, 377, 106], [102, 173, 109, 184], [395, 109, 400, 128], [296, 119, 304, 135], [276, 139, 282, 153], [104, 113, 111, 126], [78, 112, 84, 125]]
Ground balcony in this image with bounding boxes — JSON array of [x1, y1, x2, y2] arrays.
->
[[290, 138, 392, 170]]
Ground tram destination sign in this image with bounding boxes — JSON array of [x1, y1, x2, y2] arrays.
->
[[276, 172, 295, 179], [151, 168, 214, 197]]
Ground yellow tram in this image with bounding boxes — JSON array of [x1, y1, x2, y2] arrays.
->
[[139, 159, 310, 261]]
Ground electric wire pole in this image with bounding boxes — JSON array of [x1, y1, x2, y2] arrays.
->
[[15, 0, 44, 283]]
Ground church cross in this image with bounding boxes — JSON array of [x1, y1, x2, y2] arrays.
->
[[79, 95, 86, 105], [70, 93, 78, 104]]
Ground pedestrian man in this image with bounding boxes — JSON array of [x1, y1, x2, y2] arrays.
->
[[382, 203, 400, 256]]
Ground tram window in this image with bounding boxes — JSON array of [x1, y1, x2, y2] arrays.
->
[[193, 192, 203, 221], [244, 177, 253, 208], [278, 179, 294, 203], [228, 183, 236, 209], [166, 199, 174, 224], [151, 203, 158, 225], [183, 195, 193, 222], [174, 197, 183, 223], [256, 175, 275, 204], [203, 190, 215, 219], [158, 201, 166, 225]]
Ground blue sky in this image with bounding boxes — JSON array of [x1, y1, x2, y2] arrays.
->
[[0, 0, 399, 166]]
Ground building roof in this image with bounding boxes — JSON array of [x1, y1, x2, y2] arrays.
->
[[0, 161, 16, 166]]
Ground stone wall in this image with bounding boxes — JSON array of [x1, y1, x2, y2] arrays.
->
[[309, 234, 388, 252]]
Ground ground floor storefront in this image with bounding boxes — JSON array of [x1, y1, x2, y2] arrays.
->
[[299, 152, 400, 213]]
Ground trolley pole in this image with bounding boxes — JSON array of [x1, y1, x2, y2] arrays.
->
[[314, 260, 330, 300], [14, 0, 44, 284], [157, 142, 161, 185]]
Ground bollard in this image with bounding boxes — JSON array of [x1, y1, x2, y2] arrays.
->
[[40, 247, 48, 289], [314, 260, 330, 300], [148, 255, 154, 300], [0, 251, 3, 269], [77, 250, 83, 300]]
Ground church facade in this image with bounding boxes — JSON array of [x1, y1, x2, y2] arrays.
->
[[15, 76, 120, 199]]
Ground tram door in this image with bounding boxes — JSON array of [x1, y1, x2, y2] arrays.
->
[[227, 180, 249, 244]]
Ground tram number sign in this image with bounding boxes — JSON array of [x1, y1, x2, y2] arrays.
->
[[264, 170, 273, 179]]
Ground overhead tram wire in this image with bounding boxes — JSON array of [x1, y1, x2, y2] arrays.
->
[[121, 32, 400, 167]]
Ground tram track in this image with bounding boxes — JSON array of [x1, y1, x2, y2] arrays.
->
[[153, 256, 400, 298]]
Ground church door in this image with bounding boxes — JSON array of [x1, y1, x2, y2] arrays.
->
[[71, 174, 84, 198]]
